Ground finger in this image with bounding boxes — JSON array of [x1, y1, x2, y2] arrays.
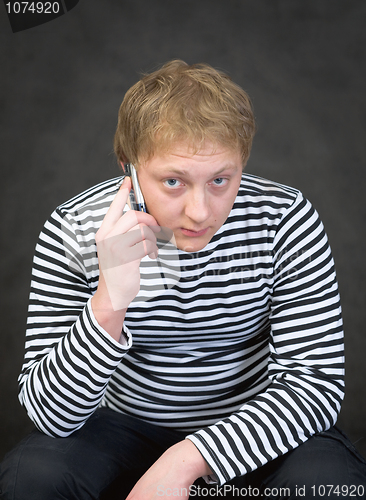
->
[[138, 225, 159, 259], [123, 224, 158, 249], [97, 224, 158, 261], [122, 225, 159, 260], [99, 176, 132, 231], [97, 177, 160, 240], [134, 238, 159, 261], [107, 210, 160, 239], [97, 231, 158, 270]]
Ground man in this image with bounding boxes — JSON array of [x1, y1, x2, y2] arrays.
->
[[1, 60, 365, 499]]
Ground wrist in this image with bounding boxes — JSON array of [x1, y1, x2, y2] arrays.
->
[[91, 288, 126, 342], [167, 440, 212, 484]]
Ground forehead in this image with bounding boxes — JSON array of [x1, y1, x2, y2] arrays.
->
[[139, 141, 242, 172]]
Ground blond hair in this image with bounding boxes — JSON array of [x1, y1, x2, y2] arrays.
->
[[114, 60, 256, 168]]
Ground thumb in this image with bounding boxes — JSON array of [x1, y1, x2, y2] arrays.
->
[[119, 175, 132, 199], [114, 175, 133, 210], [100, 176, 133, 229]]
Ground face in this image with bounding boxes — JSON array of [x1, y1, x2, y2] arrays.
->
[[137, 143, 243, 252]]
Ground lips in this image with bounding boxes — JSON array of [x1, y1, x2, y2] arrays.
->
[[180, 227, 209, 237]]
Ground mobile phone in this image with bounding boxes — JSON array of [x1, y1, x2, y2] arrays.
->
[[124, 163, 147, 213]]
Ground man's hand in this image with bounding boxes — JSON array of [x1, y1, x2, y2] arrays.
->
[[91, 176, 160, 341], [126, 439, 212, 500]]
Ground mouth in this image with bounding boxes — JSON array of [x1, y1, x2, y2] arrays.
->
[[180, 227, 209, 237]]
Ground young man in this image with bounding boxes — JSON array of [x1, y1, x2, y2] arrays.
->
[[1, 60, 365, 499]]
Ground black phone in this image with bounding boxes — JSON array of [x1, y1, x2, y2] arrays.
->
[[124, 163, 147, 213]]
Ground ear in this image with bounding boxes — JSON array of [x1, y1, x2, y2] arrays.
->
[[120, 162, 126, 174]]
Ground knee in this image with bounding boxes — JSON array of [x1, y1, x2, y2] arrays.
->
[[265, 433, 366, 495], [32, 452, 76, 493], [1, 444, 78, 500]]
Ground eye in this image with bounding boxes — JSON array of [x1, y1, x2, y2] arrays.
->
[[212, 177, 228, 186], [163, 179, 182, 188]]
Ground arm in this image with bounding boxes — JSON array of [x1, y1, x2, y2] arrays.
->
[[125, 192, 344, 497], [91, 176, 159, 340], [186, 193, 344, 485], [126, 440, 212, 500], [18, 177, 159, 437]]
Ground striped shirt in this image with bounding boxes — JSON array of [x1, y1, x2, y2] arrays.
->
[[18, 173, 344, 485]]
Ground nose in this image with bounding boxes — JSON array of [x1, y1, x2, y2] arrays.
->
[[184, 187, 210, 224]]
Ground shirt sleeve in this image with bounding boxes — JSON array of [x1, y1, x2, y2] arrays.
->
[[186, 192, 345, 486], [18, 207, 132, 437]]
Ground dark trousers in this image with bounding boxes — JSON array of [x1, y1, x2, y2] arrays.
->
[[1, 408, 366, 499]]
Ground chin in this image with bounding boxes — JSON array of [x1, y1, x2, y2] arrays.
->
[[175, 238, 210, 253]]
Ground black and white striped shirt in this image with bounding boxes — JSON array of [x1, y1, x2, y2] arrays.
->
[[19, 173, 344, 485]]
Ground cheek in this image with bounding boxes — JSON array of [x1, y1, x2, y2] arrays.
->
[[214, 199, 234, 222], [148, 198, 180, 226]]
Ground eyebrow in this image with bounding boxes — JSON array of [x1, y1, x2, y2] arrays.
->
[[162, 164, 240, 177]]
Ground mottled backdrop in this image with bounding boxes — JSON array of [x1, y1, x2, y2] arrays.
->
[[1, 0, 365, 460]]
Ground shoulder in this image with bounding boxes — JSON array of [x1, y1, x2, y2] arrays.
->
[[230, 173, 305, 224], [41, 176, 124, 241], [238, 173, 300, 206], [234, 174, 323, 249], [57, 176, 124, 216]]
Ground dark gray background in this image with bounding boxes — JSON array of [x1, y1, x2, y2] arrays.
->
[[1, 0, 365, 461]]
